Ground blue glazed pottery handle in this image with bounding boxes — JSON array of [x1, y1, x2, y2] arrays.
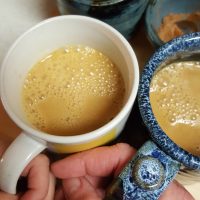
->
[[104, 141, 181, 200]]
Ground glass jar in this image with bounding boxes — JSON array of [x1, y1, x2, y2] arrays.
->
[[57, 0, 149, 39]]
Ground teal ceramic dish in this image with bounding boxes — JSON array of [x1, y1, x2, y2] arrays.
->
[[145, 0, 200, 48]]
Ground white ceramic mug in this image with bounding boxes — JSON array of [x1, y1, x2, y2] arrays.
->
[[0, 15, 139, 194]]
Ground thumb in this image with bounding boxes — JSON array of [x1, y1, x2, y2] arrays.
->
[[43, 173, 56, 200], [159, 181, 195, 200]]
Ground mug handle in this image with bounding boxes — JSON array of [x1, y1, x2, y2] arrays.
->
[[104, 141, 181, 200], [0, 132, 46, 194]]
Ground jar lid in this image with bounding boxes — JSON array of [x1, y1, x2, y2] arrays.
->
[[73, 0, 124, 6]]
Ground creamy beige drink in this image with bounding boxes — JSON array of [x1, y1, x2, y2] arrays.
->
[[150, 61, 200, 156], [22, 45, 125, 136]]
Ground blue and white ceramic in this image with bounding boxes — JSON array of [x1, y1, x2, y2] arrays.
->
[[138, 32, 200, 170], [105, 33, 200, 200]]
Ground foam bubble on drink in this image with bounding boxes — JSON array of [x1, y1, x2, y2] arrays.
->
[[150, 61, 200, 155], [151, 62, 200, 125], [22, 45, 125, 135]]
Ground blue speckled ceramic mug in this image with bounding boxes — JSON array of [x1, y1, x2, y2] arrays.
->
[[105, 33, 200, 199]]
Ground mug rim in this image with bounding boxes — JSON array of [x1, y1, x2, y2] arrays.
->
[[138, 32, 200, 169], [0, 15, 139, 144]]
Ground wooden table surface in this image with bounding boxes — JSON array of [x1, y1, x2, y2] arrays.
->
[[0, 1, 199, 198]]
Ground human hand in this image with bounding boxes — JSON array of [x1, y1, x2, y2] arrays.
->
[[0, 141, 55, 200], [51, 143, 194, 200]]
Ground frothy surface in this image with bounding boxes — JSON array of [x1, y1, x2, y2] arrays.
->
[[22, 45, 125, 136], [150, 61, 200, 156]]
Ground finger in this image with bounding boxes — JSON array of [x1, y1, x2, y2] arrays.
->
[[55, 186, 65, 200], [20, 154, 50, 200], [159, 181, 195, 200], [44, 173, 56, 200], [0, 192, 19, 200], [62, 176, 102, 200], [52, 143, 135, 179]]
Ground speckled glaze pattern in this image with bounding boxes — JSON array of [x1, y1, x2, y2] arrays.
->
[[138, 32, 200, 169], [118, 141, 180, 200]]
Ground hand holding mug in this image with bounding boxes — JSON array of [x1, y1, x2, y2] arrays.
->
[[0, 142, 55, 200], [51, 143, 194, 200]]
